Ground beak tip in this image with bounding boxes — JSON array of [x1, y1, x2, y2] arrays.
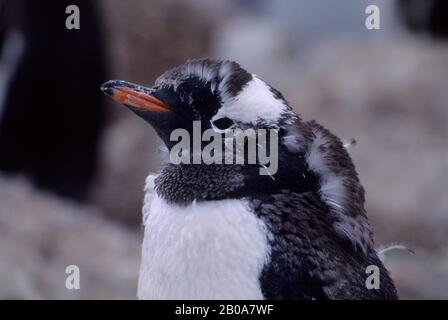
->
[[101, 86, 113, 96], [100, 81, 116, 96]]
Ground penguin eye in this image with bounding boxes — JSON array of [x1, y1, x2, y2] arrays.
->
[[212, 117, 235, 130]]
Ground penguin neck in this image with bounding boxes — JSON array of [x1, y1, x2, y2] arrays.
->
[[153, 150, 317, 206]]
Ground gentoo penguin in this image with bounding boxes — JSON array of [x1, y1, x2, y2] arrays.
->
[[101, 58, 398, 300]]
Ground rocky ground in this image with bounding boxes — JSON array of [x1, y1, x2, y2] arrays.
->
[[0, 176, 140, 299]]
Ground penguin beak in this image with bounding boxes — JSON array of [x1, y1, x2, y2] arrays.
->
[[101, 80, 171, 113]]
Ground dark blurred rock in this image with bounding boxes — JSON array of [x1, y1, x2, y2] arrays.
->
[[0, 0, 107, 202], [398, 0, 448, 39]]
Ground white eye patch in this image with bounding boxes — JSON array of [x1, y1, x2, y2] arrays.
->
[[215, 76, 289, 126]]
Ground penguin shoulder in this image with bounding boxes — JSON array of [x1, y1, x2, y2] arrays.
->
[[282, 120, 374, 254]]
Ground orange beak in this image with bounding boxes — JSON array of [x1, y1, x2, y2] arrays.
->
[[101, 80, 171, 112]]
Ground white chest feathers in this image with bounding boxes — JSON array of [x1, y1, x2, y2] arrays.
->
[[137, 175, 270, 300]]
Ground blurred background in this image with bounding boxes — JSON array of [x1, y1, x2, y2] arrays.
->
[[0, 0, 447, 299]]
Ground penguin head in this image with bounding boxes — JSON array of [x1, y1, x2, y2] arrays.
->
[[101, 58, 298, 150], [102, 58, 318, 202]]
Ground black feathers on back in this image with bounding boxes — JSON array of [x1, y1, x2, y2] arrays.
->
[[252, 191, 398, 300]]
